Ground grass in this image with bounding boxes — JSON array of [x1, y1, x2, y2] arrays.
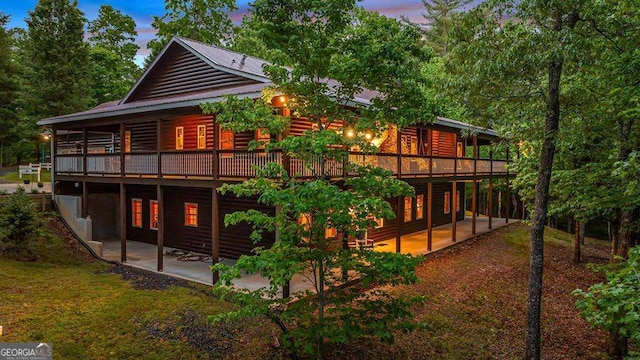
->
[[0, 217, 275, 360], [0, 217, 612, 359], [0, 170, 51, 183]]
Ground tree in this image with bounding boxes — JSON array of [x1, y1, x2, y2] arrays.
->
[[421, 0, 473, 55], [146, 0, 237, 65], [0, 13, 19, 168], [88, 5, 140, 104], [202, 2, 438, 358], [22, 0, 92, 120], [447, 1, 587, 358], [0, 188, 45, 260], [574, 246, 640, 359], [228, 16, 273, 61]]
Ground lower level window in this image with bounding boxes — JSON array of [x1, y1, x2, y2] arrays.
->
[[132, 198, 142, 228], [444, 191, 451, 214], [404, 196, 412, 222], [185, 203, 198, 227], [150, 200, 158, 230], [416, 194, 424, 220]]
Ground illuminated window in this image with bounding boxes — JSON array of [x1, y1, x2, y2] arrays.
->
[[132, 198, 142, 228], [325, 227, 337, 239], [416, 194, 424, 220], [401, 135, 418, 155], [219, 128, 234, 150], [456, 190, 461, 213], [457, 142, 464, 157], [150, 200, 158, 230], [368, 215, 384, 229], [124, 130, 131, 153], [404, 196, 413, 222], [444, 191, 451, 214], [185, 203, 198, 227], [256, 128, 270, 148], [176, 126, 184, 150], [197, 125, 206, 149]]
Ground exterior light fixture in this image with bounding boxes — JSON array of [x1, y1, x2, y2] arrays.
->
[[346, 129, 355, 138], [365, 133, 372, 140]]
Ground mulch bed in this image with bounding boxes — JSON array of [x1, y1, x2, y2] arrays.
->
[[98, 265, 192, 290]]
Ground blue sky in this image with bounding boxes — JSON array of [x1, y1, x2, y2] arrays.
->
[[0, 0, 468, 63]]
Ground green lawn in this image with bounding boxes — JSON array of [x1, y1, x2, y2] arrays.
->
[[0, 216, 611, 359], [0, 169, 51, 183], [0, 217, 275, 360]]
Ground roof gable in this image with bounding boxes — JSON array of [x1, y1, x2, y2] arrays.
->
[[121, 38, 270, 104]]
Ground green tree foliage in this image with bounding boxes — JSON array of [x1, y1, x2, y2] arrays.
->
[[447, 1, 587, 358], [574, 247, 640, 359], [228, 16, 273, 61], [146, 0, 237, 65], [88, 5, 140, 104], [22, 0, 92, 120], [0, 188, 45, 260], [202, 2, 438, 357], [421, 0, 473, 55], [0, 13, 20, 168]]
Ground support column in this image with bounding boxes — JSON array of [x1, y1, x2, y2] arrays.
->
[[505, 146, 510, 224], [119, 122, 125, 178], [157, 185, 164, 272], [488, 148, 493, 230], [395, 129, 402, 254], [120, 182, 126, 263], [82, 127, 87, 176], [451, 181, 457, 242], [472, 136, 478, 234], [212, 184, 220, 284], [157, 119, 163, 179], [82, 182, 88, 218], [427, 182, 433, 252], [51, 129, 57, 200]]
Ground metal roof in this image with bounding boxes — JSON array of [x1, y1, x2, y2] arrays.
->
[[37, 36, 500, 138]]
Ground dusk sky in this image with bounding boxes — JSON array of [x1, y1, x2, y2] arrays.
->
[[1, 0, 475, 63]]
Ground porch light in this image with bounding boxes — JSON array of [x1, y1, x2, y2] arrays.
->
[[279, 95, 286, 103], [364, 133, 372, 140], [346, 129, 355, 138]]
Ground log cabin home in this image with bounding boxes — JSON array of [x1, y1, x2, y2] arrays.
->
[[38, 37, 515, 278]]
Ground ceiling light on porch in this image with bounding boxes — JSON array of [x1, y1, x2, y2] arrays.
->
[[346, 129, 355, 138], [364, 132, 372, 140]]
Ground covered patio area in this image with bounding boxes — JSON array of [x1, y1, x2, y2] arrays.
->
[[102, 216, 515, 292]]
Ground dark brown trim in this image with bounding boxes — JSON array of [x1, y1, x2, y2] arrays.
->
[[212, 183, 219, 284], [157, 185, 164, 271], [120, 183, 127, 262], [427, 182, 433, 252]]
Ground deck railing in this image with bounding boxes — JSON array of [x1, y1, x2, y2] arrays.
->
[[55, 154, 83, 174], [125, 153, 158, 175], [86, 154, 121, 174], [55, 150, 512, 179], [162, 151, 213, 176]]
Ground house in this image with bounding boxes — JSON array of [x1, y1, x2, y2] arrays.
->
[[38, 37, 516, 282]]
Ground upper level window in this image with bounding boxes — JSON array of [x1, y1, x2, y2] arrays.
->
[[404, 196, 413, 222], [150, 200, 158, 230], [444, 191, 451, 214], [124, 130, 131, 153], [416, 194, 424, 220], [219, 128, 234, 150], [197, 125, 207, 149], [132, 198, 142, 228], [256, 129, 270, 148], [401, 135, 418, 155], [185, 203, 198, 227], [176, 126, 184, 150], [457, 142, 464, 157]]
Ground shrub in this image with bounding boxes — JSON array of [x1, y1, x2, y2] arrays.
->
[[0, 188, 44, 260]]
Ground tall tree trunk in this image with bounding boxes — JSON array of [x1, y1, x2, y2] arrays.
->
[[573, 220, 581, 263], [525, 19, 563, 359], [0, 139, 3, 168], [618, 210, 634, 259], [579, 222, 586, 245], [610, 212, 621, 261], [609, 328, 628, 360]]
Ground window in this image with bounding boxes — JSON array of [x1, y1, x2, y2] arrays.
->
[[444, 191, 451, 214], [456, 190, 461, 213], [150, 200, 158, 230], [401, 135, 418, 155], [197, 125, 206, 149], [132, 198, 142, 228], [219, 128, 234, 150], [176, 126, 184, 150], [416, 194, 424, 220], [256, 128, 270, 148], [404, 196, 413, 222], [185, 203, 198, 227], [325, 227, 337, 239], [124, 130, 131, 153], [457, 142, 464, 157]]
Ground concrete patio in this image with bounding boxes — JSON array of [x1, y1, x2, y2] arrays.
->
[[102, 215, 515, 294]]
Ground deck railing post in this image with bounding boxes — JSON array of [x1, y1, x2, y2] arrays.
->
[[396, 129, 402, 253], [120, 122, 125, 178], [157, 119, 163, 178], [157, 184, 164, 272], [82, 127, 87, 176], [472, 136, 478, 234]]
